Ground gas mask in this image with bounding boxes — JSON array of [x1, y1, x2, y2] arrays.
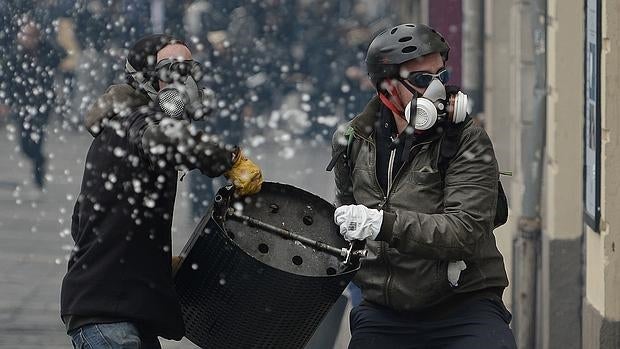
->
[[156, 74, 215, 121], [155, 58, 216, 121], [403, 78, 469, 130], [125, 58, 215, 121]]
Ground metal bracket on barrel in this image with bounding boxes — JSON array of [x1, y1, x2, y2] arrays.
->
[[226, 209, 367, 267], [343, 240, 367, 266]]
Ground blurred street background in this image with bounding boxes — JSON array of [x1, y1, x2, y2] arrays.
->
[[1, 0, 620, 348]]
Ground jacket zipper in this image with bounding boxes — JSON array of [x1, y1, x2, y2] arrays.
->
[[353, 129, 435, 308], [381, 138, 434, 308], [386, 141, 396, 195]]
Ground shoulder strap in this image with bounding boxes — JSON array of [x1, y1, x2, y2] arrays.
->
[[344, 129, 363, 175], [438, 121, 464, 180], [437, 118, 509, 229], [326, 126, 359, 172]]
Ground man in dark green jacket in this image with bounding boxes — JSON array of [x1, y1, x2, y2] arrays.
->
[[331, 24, 516, 348]]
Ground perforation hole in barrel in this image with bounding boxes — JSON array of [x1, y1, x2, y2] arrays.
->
[[258, 243, 269, 254], [326, 267, 337, 275], [303, 215, 313, 225], [292, 256, 303, 266]]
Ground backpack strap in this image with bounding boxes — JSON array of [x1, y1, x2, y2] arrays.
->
[[437, 121, 463, 180], [326, 126, 359, 173], [437, 118, 509, 229], [326, 148, 346, 172]]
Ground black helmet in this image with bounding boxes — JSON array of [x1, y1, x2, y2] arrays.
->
[[366, 24, 450, 89]]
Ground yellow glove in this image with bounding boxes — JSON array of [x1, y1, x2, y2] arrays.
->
[[224, 150, 263, 196]]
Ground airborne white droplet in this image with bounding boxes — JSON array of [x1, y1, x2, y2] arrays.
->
[[278, 147, 295, 159], [113, 147, 126, 157], [144, 198, 155, 208], [59, 229, 70, 238], [132, 179, 142, 193], [191, 263, 199, 270]]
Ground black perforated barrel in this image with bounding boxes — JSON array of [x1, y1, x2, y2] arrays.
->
[[174, 182, 359, 348]]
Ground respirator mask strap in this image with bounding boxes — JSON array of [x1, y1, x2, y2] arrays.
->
[[397, 82, 418, 159], [125, 59, 159, 101]]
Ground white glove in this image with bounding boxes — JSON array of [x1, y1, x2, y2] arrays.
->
[[334, 204, 383, 241]]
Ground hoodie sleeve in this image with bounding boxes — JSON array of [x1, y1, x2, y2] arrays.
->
[[126, 107, 237, 177]]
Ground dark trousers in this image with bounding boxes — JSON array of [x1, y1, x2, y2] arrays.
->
[[17, 114, 47, 189], [349, 296, 516, 349]]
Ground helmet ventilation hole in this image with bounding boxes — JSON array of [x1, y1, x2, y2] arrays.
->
[[399, 36, 412, 42], [402, 46, 418, 53], [390, 27, 398, 34], [406, 24, 416, 27]]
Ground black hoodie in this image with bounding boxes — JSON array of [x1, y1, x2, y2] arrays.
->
[[60, 84, 186, 339], [61, 80, 237, 339]]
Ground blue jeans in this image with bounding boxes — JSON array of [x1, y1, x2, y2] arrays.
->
[[68, 322, 161, 349]]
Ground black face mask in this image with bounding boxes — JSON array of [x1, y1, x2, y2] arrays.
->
[[153, 59, 214, 121]]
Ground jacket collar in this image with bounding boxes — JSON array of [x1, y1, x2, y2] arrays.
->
[[349, 95, 382, 140]]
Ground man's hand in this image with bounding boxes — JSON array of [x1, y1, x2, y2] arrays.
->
[[224, 150, 263, 196], [334, 204, 383, 241]]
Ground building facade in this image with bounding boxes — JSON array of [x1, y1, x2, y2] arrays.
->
[[394, 0, 619, 347]]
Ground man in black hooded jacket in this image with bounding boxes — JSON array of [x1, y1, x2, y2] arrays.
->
[[60, 34, 263, 348]]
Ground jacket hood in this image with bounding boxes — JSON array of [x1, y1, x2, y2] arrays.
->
[[349, 95, 382, 139], [85, 84, 150, 137]]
